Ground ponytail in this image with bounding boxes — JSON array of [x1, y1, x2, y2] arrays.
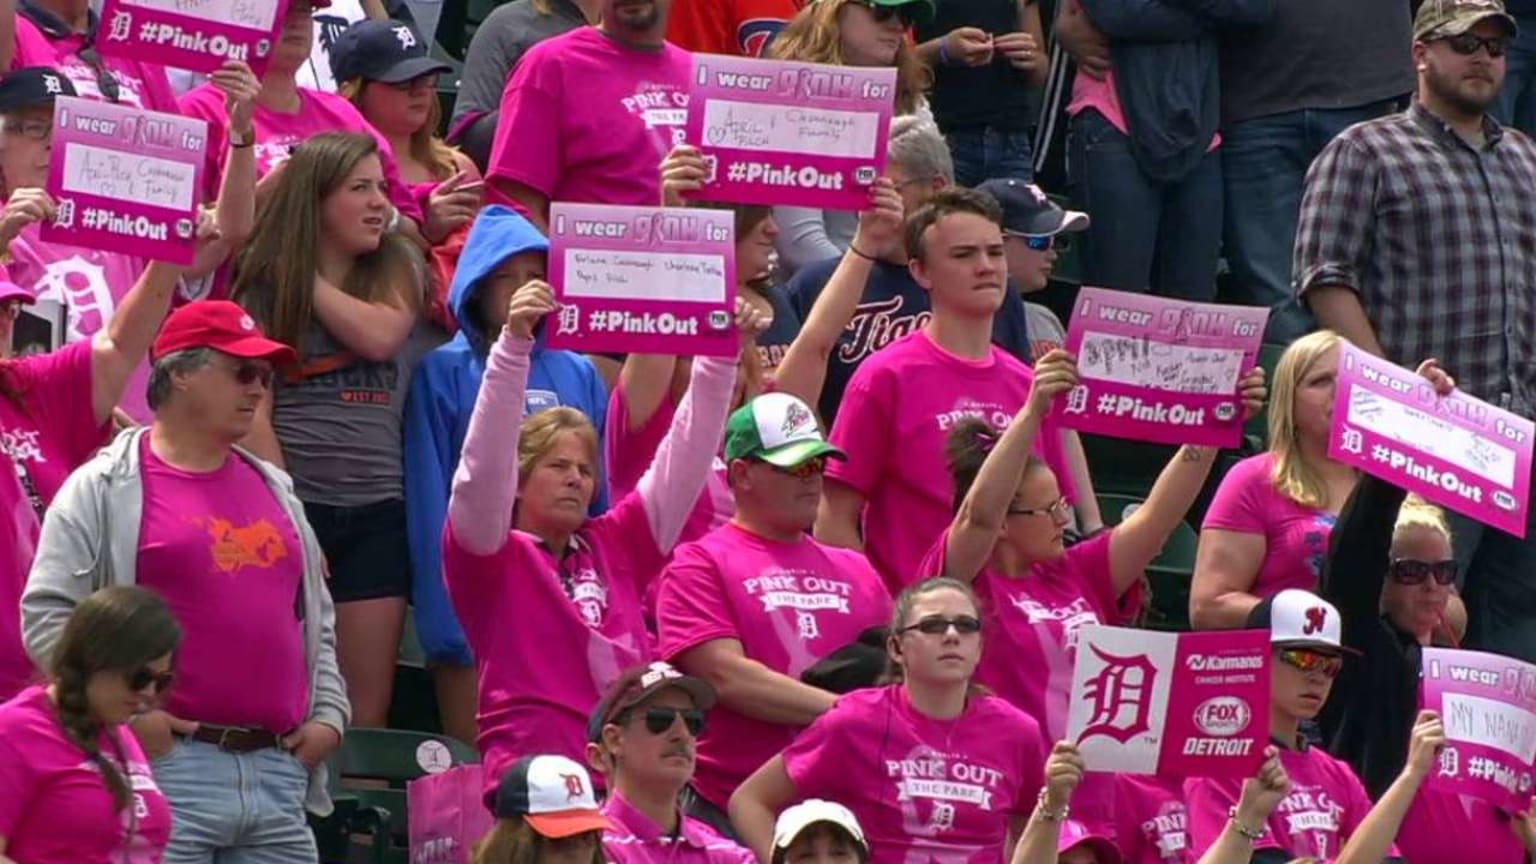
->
[[54, 666, 131, 810]]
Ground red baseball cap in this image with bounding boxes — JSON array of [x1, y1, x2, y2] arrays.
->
[[151, 301, 296, 364]]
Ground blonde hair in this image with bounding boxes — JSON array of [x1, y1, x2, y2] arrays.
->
[[519, 407, 600, 484], [1393, 495, 1452, 550], [338, 78, 460, 181], [1268, 330, 1345, 508], [768, 0, 930, 115]]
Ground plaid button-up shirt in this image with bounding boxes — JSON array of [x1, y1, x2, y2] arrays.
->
[[1294, 102, 1536, 417]]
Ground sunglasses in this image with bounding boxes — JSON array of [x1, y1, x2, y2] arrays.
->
[[851, 0, 921, 26], [126, 667, 176, 693], [1008, 496, 1070, 519], [1443, 32, 1509, 57], [898, 614, 982, 636], [1009, 234, 1054, 252], [1276, 647, 1343, 679], [637, 707, 705, 736], [754, 455, 827, 479], [213, 358, 276, 389], [1389, 557, 1458, 586], [78, 45, 124, 104]]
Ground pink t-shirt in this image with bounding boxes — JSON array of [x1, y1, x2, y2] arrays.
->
[[0, 685, 172, 864], [0, 342, 106, 699], [135, 438, 308, 733], [1200, 452, 1337, 601], [1115, 775, 1189, 864], [783, 686, 1047, 864], [601, 792, 756, 864], [487, 27, 690, 209], [1184, 743, 1383, 861], [826, 329, 1077, 593], [442, 497, 663, 799], [1066, 71, 1220, 150], [176, 85, 422, 222], [1395, 789, 1524, 864], [656, 522, 892, 810], [13, 17, 177, 112]]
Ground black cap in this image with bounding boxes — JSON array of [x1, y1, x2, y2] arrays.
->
[[329, 20, 451, 85], [975, 178, 1091, 238], [0, 67, 76, 114], [799, 626, 888, 694]]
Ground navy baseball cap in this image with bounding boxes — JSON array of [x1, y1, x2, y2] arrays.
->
[[329, 20, 451, 85], [976, 178, 1091, 238], [0, 67, 76, 114]]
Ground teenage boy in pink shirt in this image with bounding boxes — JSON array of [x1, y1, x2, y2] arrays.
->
[[815, 187, 1091, 591], [22, 301, 350, 862], [589, 661, 756, 863], [657, 392, 892, 831], [486, 0, 691, 232]]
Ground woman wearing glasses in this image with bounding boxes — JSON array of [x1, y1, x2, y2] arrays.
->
[[0, 585, 180, 864], [730, 577, 1048, 864]]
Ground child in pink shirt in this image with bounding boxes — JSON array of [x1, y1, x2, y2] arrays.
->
[[443, 280, 754, 802]]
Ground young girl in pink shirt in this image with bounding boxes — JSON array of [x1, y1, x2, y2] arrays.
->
[[444, 277, 764, 803], [0, 586, 180, 864]]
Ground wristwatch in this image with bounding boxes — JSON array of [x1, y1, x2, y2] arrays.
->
[[230, 128, 254, 149]]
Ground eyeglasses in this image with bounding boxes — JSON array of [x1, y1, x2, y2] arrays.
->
[[850, 0, 921, 27], [126, 667, 176, 693], [1389, 557, 1458, 586], [1008, 496, 1070, 519], [78, 45, 124, 104], [753, 456, 827, 479], [637, 707, 705, 736], [1443, 32, 1509, 57], [898, 614, 982, 636], [1, 118, 51, 141], [1276, 647, 1343, 679]]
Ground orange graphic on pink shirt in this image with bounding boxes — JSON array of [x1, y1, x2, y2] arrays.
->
[[195, 517, 288, 573]]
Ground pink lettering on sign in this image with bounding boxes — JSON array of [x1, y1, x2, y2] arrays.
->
[[1328, 342, 1534, 537], [1068, 626, 1269, 779], [546, 202, 737, 357], [684, 55, 896, 211], [1420, 647, 1536, 812], [96, 0, 290, 75], [43, 97, 207, 266], [1055, 288, 1268, 448]]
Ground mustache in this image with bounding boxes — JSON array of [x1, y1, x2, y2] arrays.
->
[[663, 742, 694, 759]]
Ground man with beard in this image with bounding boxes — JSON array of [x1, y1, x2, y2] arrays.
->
[[1294, 0, 1536, 663], [587, 662, 758, 858], [485, 0, 689, 234]]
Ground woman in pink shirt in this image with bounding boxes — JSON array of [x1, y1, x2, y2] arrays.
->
[[0, 585, 180, 864], [444, 277, 763, 802], [729, 577, 1049, 864]]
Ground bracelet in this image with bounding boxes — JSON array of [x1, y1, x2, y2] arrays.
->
[[938, 36, 952, 66], [848, 243, 877, 261], [1226, 807, 1264, 841], [1034, 788, 1069, 822]]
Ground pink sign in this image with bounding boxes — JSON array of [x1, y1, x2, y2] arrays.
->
[[684, 55, 896, 211], [97, 0, 287, 74], [1329, 342, 1534, 537], [42, 97, 207, 267], [1420, 647, 1536, 812], [1054, 288, 1268, 448], [546, 202, 738, 357], [1067, 626, 1270, 779]]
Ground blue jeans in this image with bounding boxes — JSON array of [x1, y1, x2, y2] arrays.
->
[[1220, 98, 1399, 342], [1066, 109, 1222, 301], [1494, 14, 1536, 136], [944, 127, 1034, 187], [1448, 465, 1536, 664], [153, 739, 318, 864]]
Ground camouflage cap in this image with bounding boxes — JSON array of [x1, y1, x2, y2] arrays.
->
[[1413, 0, 1518, 41]]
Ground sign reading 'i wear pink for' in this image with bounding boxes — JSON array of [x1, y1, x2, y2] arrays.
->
[[546, 202, 738, 358], [43, 97, 207, 267], [1420, 647, 1536, 812], [1067, 626, 1270, 779], [96, 0, 289, 75], [1328, 342, 1534, 537], [684, 55, 896, 211], [1055, 288, 1268, 449]]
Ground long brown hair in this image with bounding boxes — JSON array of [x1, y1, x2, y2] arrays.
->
[[943, 416, 1047, 514], [769, 0, 931, 114], [472, 819, 605, 864], [51, 586, 182, 811], [337, 77, 460, 181], [231, 132, 418, 352]]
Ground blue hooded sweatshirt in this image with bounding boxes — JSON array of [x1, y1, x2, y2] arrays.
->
[[403, 206, 609, 666]]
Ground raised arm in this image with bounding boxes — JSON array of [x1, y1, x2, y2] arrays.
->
[[1335, 712, 1441, 864], [1195, 747, 1290, 864], [89, 262, 182, 427], [1010, 742, 1086, 864], [446, 279, 549, 554], [188, 61, 259, 278], [772, 206, 847, 273]]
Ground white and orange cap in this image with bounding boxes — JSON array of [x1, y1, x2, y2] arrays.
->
[[492, 755, 613, 838]]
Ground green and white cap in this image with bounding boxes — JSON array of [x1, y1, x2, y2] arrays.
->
[[724, 392, 846, 468]]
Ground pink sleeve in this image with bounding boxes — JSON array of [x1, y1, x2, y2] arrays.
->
[[447, 330, 532, 554], [604, 383, 676, 502], [1066, 531, 1141, 624], [177, 87, 227, 203], [824, 365, 892, 497], [1201, 456, 1270, 534], [656, 541, 738, 659], [1006, 707, 1047, 818], [486, 54, 562, 197], [782, 701, 855, 799], [635, 356, 738, 553], [15, 341, 109, 465], [917, 528, 951, 580], [0, 736, 29, 835], [1338, 764, 1395, 854]]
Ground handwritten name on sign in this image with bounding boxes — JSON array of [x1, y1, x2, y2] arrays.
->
[[547, 202, 737, 358], [1329, 342, 1534, 537], [43, 97, 207, 266], [1421, 647, 1536, 811], [1055, 288, 1268, 448], [99, 0, 287, 74], [685, 55, 895, 211]]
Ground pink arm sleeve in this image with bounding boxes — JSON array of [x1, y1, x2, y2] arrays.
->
[[635, 355, 739, 553], [447, 329, 532, 555]]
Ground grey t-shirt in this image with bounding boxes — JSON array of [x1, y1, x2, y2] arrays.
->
[[1219, 0, 1412, 126], [451, 0, 588, 126], [1024, 301, 1065, 364]]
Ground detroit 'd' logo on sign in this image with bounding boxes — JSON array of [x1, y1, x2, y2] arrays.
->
[[1192, 696, 1251, 738]]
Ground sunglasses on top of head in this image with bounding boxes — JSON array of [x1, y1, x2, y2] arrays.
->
[[1276, 647, 1343, 679], [1441, 32, 1510, 57], [898, 614, 982, 636], [1388, 557, 1458, 586], [850, 0, 921, 27]]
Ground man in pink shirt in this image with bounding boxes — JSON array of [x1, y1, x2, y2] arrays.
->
[[486, 0, 691, 232], [657, 391, 892, 831], [22, 300, 350, 862], [589, 661, 757, 863]]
